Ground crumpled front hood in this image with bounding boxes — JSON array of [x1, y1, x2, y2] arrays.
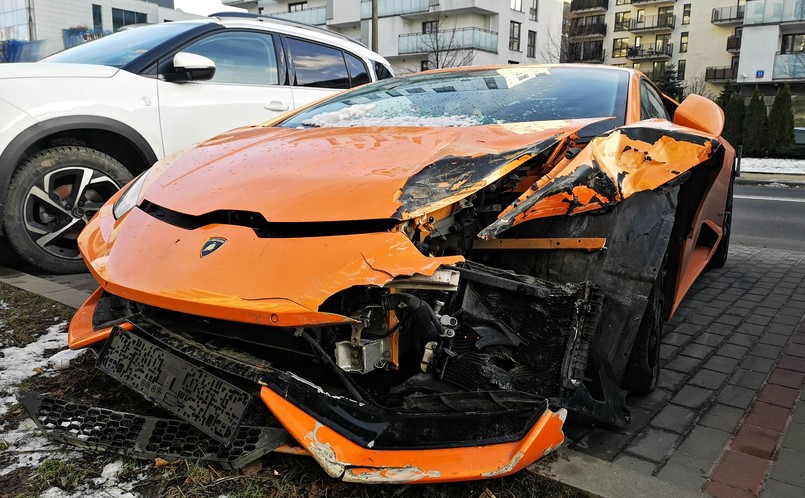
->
[[141, 120, 603, 223]]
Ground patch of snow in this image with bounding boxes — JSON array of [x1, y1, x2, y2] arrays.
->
[[0, 322, 84, 416], [765, 182, 791, 188], [0, 300, 9, 310], [741, 157, 805, 175], [0, 418, 76, 476], [301, 103, 484, 128]]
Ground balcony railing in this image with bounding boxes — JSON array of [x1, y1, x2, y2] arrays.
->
[[398, 27, 498, 54], [360, 0, 431, 18], [711, 5, 745, 24], [266, 6, 326, 25], [629, 14, 675, 32], [746, 0, 805, 25], [627, 43, 673, 60], [726, 35, 741, 52], [774, 53, 805, 79], [705, 66, 737, 82], [569, 23, 607, 37], [631, 0, 676, 5], [579, 50, 605, 63], [569, 0, 609, 13]]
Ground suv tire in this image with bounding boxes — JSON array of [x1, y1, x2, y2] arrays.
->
[[4, 146, 132, 274]]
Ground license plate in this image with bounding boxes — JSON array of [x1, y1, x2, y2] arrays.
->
[[97, 327, 251, 444]]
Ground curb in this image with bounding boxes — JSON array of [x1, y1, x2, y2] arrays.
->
[[735, 172, 805, 187], [529, 449, 708, 498], [0, 267, 90, 308]]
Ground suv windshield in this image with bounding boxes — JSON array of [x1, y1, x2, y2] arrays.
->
[[41, 22, 205, 68], [280, 67, 630, 137]]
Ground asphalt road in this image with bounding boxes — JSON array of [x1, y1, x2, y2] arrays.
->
[[732, 184, 805, 252]]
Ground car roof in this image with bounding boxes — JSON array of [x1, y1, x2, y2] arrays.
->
[[410, 63, 638, 78]]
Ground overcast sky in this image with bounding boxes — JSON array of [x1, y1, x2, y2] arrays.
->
[[173, 0, 245, 16]]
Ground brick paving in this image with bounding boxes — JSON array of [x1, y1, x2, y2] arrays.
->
[[563, 245, 805, 496]]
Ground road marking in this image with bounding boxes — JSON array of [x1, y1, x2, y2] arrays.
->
[[735, 194, 805, 204]]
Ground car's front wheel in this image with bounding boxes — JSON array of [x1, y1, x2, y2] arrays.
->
[[4, 146, 132, 274], [622, 263, 665, 395]]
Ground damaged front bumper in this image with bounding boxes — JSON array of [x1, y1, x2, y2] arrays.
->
[[33, 305, 568, 483]]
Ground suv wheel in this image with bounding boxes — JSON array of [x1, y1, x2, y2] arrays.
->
[[4, 146, 132, 274]]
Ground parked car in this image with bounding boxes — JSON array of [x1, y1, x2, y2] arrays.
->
[[21, 65, 734, 482], [0, 15, 392, 273]]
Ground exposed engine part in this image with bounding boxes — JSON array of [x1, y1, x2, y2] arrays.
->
[[335, 336, 392, 374], [421, 341, 438, 372], [385, 268, 460, 291]]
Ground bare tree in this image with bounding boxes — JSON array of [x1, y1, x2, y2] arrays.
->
[[684, 73, 718, 100], [410, 14, 475, 70]]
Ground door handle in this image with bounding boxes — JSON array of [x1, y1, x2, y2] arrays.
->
[[265, 101, 289, 111]]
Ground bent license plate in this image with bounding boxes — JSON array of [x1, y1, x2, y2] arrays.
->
[[97, 327, 251, 444]]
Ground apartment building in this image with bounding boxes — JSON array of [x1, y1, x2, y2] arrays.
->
[[0, 0, 201, 58], [567, 0, 745, 94], [737, 0, 805, 121], [223, 0, 565, 73]]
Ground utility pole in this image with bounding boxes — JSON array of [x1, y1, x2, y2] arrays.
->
[[372, 0, 378, 52]]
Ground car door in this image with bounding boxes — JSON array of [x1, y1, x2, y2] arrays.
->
[[156, 30, 294, 156], [285, 36, 357, 108]]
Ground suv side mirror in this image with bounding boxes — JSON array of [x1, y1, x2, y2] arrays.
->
[[168, 52, 216, 82]]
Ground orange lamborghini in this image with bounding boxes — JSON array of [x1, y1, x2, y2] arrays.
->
[[22, 65, 735, 483]]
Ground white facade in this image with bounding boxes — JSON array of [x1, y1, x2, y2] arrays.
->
[[224, 0, 565, 73], [1, 0, 203, 57], [568, 0, 745, 95]]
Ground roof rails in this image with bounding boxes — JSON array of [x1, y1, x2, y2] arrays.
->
[[208, 11, 367, 47]]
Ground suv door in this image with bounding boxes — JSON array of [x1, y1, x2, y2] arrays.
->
[[156, 30, 294, 155]]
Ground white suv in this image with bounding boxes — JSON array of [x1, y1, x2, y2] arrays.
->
[[0, 14, 393, 273]]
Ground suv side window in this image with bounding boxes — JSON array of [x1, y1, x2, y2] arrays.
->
[[374, 61, 393, 80], [180, 31, 279, 86], [640, 79, 670, 121], [345, 52, 370, 87], [286, 37, 350, 89]]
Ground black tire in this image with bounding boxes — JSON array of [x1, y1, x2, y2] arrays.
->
[[708, 169, 734, 269], [622, 265, 665, 395], [3, 146, 132, 274]]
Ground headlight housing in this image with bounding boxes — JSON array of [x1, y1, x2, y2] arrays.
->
[[112, 172, 148, 219]]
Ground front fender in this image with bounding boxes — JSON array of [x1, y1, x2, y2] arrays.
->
[[479, 120, 722, 238]]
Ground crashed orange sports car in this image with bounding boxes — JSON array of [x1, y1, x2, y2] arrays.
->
[[22, 65, 735, 482]]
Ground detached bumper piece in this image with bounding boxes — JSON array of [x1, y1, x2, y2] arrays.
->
[[18, 393, 291, 469]]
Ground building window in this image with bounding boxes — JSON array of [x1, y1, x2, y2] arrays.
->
[[615, 0, 630, 5], [679, 32, 688, 53], [111, 8, 146, 31], [612, 37, 628, 58], [614, 12, 631, 32], [636, 9, 645, 23], [508, 60, 520, 64], [92, 4, 102, 31], [781, 33, 805, 54], [422, 21, 437, 34], [511, 0, 522, 12], [509, 21, 521, 51], [527, 30, 536, 57], [529, 0, 538, 21], [682, 4, 691, 25], [655, 34, 670, 51], [677, 59, 686, 80], [289, 2, 306, 12], [421, 60, 429, 71]]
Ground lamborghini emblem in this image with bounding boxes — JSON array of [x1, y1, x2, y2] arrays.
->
[[200, 238, 227, 258]]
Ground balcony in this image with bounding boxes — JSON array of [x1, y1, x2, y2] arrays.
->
[[705, 66, 737, 82], [222, 0, 257, 7], [774, 53, 805, 79], [266, 6, 326, 25], [569, 0, 608, 14], [627, 43, 673, 60], [569, 23, 607, 38], [398, 27, 498, 54], [726, 35, 741, 53], [359, 0, 431, 18], [711, 5, 745, 24], [629, 14, 675, 33], [631, 0, 676, 5], [746, 0, 805, 25]]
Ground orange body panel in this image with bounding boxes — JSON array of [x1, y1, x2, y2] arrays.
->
[[68, 287, 131, 349], [259, 387, 566, 483]]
